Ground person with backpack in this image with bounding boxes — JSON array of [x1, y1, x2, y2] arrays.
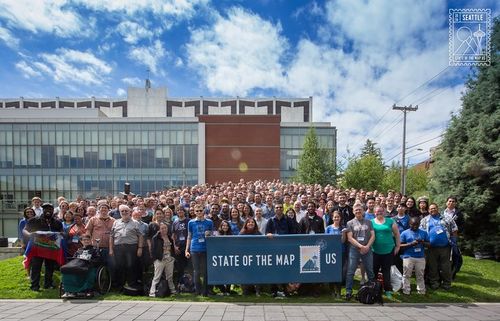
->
[[345, 204, 375, 300], [419, 203, 458, 290]]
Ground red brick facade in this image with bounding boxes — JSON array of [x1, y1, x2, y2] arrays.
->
[[200, 115, 281, 184]]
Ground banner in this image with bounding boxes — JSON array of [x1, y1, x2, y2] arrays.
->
[[206, 234, 342, 285], [23, 231, 66, 269]]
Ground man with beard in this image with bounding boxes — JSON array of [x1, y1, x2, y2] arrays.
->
[[23, 203, 63, 291], [333, 192, 354, 228]]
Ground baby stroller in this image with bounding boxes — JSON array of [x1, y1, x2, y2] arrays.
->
[[59, 238, 111, 299]]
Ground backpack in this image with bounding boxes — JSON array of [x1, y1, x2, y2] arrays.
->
[[357, 281, 383, 305], [178, 273, 195, 293], [156, 278, 170, 297]]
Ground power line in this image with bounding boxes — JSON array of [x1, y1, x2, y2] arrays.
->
[[406, 134, 444, 150], [394, 66, 450, 105], [349, 66, 451, 152], [384, 134, 443, 163]]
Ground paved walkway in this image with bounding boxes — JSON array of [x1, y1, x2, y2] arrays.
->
[[0, 300, 499, 321]]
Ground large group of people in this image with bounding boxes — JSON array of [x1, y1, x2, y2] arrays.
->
[[19, 179, 464, 300]]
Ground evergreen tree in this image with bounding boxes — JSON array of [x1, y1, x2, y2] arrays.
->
[[295, 127, 336, 185], [429, 18, 500, 254], [360, 139, 382, 160]]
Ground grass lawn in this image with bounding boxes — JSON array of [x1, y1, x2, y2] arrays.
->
[[1, 255, 499, 303]]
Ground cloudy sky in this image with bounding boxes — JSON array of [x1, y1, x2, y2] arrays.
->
[[0, 0, 497, 166]]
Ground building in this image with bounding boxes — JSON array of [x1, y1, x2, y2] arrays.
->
[[0, 86, 336, 236]]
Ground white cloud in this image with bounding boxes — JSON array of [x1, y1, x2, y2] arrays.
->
[[0, 25, 19, 49], [116, 21, 154, 44], [18, 48, 112, 86], [186, 7, 288, 96], [128, 40, 166, 74], [15, 61, 42, 78], [116, 88, 127, 97], [122, 77, 143, 86], [0, 0, 86, 37], [77, 0, 208, 19]]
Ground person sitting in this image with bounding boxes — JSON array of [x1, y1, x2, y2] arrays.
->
[[61, 234, 100, 298]]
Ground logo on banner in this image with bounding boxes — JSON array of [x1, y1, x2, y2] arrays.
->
[[300, 245, 321, 273], [449, 9, 491, 66]]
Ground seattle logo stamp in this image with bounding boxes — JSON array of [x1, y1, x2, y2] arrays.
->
[[300, 245, 321, 273], [449, 9, 491, 66]]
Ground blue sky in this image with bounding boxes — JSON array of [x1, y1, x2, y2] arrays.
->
[[0, 0, 498, 165]]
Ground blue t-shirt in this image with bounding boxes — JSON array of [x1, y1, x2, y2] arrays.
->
[[364, 212, 375, 220], [427, 216, 449, 247], [400, 228, 429, 258], [326, 225, 346, 253], [394, 214, 410, 234], [188, 218, 213, 252], [229, 221, 240, 235]]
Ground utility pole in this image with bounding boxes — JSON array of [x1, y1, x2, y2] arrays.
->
[[393, 104, 418, 195]]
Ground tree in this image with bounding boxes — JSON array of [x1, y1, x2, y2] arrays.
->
[[343, 154, 385, 190], [295, 127, 336, 185], [380, 162, 401, 192], [429, 18, 500, 254], [360, 139, 382, 160]]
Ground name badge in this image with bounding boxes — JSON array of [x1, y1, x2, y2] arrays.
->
[[72, 236, 79, 243], [357, 236, 365, 242], [179, 235, 185, 241], [198, 237, 205, 243], [414, 247, 421, 252], [436, 228, 443, 234]]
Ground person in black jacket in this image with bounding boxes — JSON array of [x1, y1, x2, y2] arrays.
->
[[23, 203, 63, 291], [149, 222, 176, 297]]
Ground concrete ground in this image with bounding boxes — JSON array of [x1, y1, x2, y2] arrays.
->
[[0, 300, 499, 321]]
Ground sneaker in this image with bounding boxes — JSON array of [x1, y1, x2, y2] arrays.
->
[[273, 291, 286, 299], [43, 284, 56, 290], [170, 290, 177, 295], [149, 293, 156, 297], [385, 291, 393, 299], [345, 292, 353, 301], [30, 286, 40, 292], [441, 285, 451, 291], [255, 291, 261, 297], [216, 292, 224, 296], [403, 291, 410, 295]]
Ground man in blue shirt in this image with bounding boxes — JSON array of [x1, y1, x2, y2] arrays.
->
[[420, 203, 458, 290], [400, 217, 429, 295], [185, 204, 213, 296]]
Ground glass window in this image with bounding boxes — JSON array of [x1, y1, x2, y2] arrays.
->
[[148, 132, 155, 145]]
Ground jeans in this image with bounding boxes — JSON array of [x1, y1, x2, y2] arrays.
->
[[30, 257, 56, 289], [373, 251, 394, 292], [191, 252, 208, 295], [113, 244, 139, 288], [345, 245, 374, 293]]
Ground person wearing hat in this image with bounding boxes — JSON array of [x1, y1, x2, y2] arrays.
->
[[31, 197, 43, 218], [23, 203, 63, 291], [417, 196, 429, 217]]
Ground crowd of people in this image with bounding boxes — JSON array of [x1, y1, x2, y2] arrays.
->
[[19, 179, 464, 300]]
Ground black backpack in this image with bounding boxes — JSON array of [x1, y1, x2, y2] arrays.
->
[[356, 281, 383, 305], [155, 279, 170, 298]]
